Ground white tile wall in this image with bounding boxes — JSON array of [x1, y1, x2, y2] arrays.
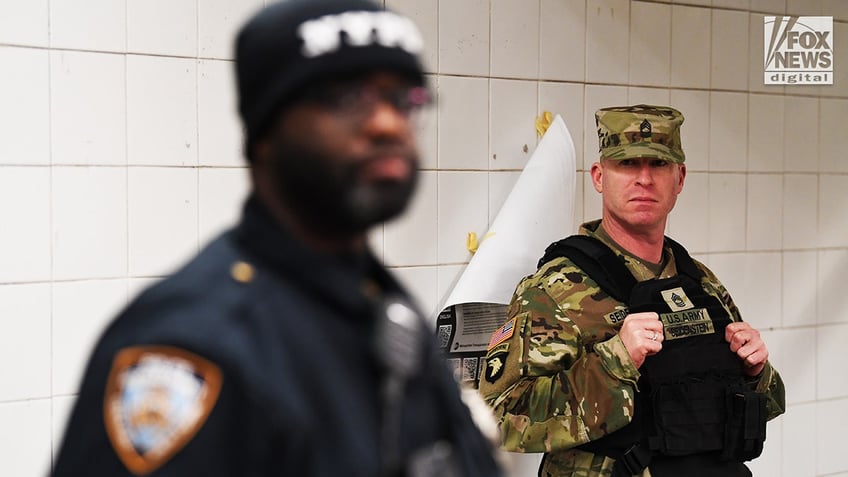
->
[[817, 397, 848, 475], [490, 79, 538, 170], [416, 74, 439, 171], [782, 251, 818, 328], [52, 280, 128, 396], [711, 9, 749, 91], [669, 89, 710, 172], [627, 87, 669, 107], [437, 76, 489, 170], [784, 96, 819, 173], [629, 2, 671, 87], [0, 47, 49, 166], [670, 5, 711, 89], [489, 171, 521, 225], [437, 172, 488, 264], [586, 0, 630, 84], [52, 395, 76, 458], [127, 0, 197, 57], [127, 55, 198, 166], [0, 0, 48, 47], [746, 173, 782, 250], [0, 283, 51, 401], [750, 0, 785, 14], [748, 13, 781, 95], [772, 327, 816, 405], [49, 0, 126, 52], [491, 0, 539, 79], [392, 266, 439, 319], [584, 85, 628, 168], [0, 399, 52, 477], [127, 167, 199, 277], [818, 250, 848, 325], [709, 92, 748, 172], [198, 60, 243, 167], [782, 174, 818, 250], [708, 173, 747, 252], [0, 167, 51, 282], [819, 98, 848, 173], [748, 95, 784, 172], [384, 171, 438, 266], [50, 51, 126, 166], [438, 0, 489, 76], [739, 252, 782, 330], [52, 167, 128, 280], [783, 403, 817, 477], [819, 175, 848, 248], [198, 167, 251, 245], [198, 0, 264, 60], [668, 172, 710, 253], [539, 0, 586, 82], [387, 0, 438, 73]]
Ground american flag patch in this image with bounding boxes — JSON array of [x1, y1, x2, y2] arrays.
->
[[487, 318, 516, 350]]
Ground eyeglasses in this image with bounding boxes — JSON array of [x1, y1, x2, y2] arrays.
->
[[300, 80, 432, 119]]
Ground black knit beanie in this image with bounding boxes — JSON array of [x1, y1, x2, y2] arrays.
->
[[235, 0, 426, 160]]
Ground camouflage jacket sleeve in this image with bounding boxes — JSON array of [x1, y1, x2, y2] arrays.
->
[[695, 260, 786, 420], [478, 259, 641, 454]]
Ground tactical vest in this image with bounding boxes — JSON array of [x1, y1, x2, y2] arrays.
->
[[538, 235, 767, 477]]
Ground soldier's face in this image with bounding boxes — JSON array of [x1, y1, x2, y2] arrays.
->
[[258, 71, 423, 237], [591, 157, 686, 232]]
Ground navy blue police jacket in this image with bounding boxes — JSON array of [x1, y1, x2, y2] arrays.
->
[[52, 196, 499, 477]]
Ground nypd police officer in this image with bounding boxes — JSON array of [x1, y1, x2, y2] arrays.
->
[[52, 1, 501, 476], [479, 105, 785, 477]]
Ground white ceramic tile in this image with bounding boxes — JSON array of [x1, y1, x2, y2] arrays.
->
[[746, 174, 782, 250], [198, 167, 250, 246], [127, 277, 161, 304], [127, 0, 197, 57], [747, 416, 782, 477], [706, 253, 748, 309], [390, 266, 439, 320], [198, 60, 243, 167], [583, 172, 603, 221], [584, 85, 628, 169], [783, 403, 817, 477], [786, 0, 822, 18], [0, 167, 51, 282], [539, 82, 584, 164], [491, 0, 539, 79], [747, 95, 784, 172], [50, 51, 126, 166], [572, 172, 586, 229], [749, 13, 783, 95], [750, 0, 785, 13], [437, 264, 466, 310], [771, 327, 816, 404], [0, 47, 49, 166], [819, 98, 848, 173], [127, 55, 198, 166], [438, 0, 489, 76], [437, 172, 489, 263], [586, 0, 630, 84], [0, 0, 47, 46], [49, 0, 125, 52], [629, 2, 671, 87], [490, 79, 538, 170], [782, 174, 817, 249], [128, 167, 199, 277], [52, 167, 128, 280], [709, 92, 748, 172], [0, 284, 50, 401], [489, 171, 521, 225], [52, 395, 76, 459], [784, 96, 818, 172], [818, 250, 848, 325], [437, 76, 489, 170], [627, 87, 670, 107], [387, 0, 438, 73], [0, 399, 51, 477], [668, 172, 709, 253], [739, 252, 782, 330], [669, 89, 709, 172], [415, 74, 439, 171], [670, 5, 711, 89], [817, 397, 848, 475], [822, 0, 848, 21], [198, 0, 264, 60], [384, 171, 437, 266], [713, 0, 749, 8], [368, 224, 384, 262], [782, 251, 817, 328], [818, 324, 848, 398], [708, 173, 747, 251], [711, 9, 749, 91], [819, 175, 848, 248], [52, 279, 127, 396], [540, 0, 586, 82], [826, 22, 848, 99]]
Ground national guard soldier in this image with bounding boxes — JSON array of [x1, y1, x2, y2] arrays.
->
[[52, 1, 502, 476], [479, 105, 785, 477]]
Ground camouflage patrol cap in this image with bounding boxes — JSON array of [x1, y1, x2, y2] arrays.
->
[[595, 104, 686, 163]]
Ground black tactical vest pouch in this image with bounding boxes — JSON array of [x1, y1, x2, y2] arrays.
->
[[721, 386, 767, 462]]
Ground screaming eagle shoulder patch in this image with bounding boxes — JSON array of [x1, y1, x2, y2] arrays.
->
[[103, 346, 223, 475]]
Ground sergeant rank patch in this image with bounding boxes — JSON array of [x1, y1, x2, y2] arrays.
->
[[104, 346, 223, 475]]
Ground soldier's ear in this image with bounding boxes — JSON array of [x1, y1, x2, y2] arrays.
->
[[590, 161, 604, 193]]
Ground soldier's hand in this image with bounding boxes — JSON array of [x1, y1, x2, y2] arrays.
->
[[725, 322, 768, 376], [619, 312, 663, 369]]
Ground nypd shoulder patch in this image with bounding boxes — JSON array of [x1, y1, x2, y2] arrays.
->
[[104, 346, 223, 475]]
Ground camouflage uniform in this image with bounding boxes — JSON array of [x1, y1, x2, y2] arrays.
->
[[478, 221, 785, 476], [478, 105, 785, 477]]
